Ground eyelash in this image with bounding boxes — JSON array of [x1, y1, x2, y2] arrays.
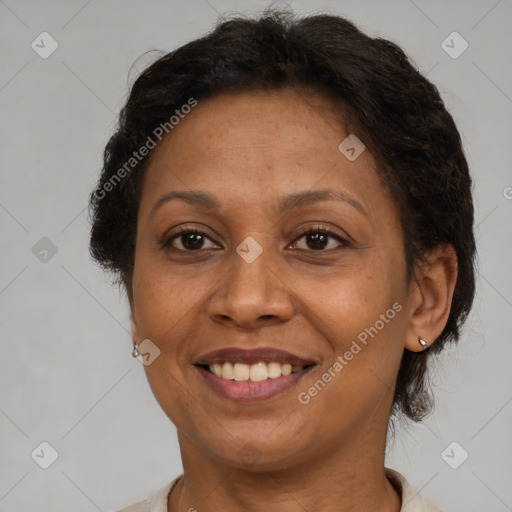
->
[[292, 225, 349, 250], [160, 225, 350, 253]]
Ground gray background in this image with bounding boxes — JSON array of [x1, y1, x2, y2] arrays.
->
[[1, 0, 511, 511]]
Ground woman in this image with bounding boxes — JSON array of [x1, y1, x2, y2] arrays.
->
[[89, 9, 475, 512]]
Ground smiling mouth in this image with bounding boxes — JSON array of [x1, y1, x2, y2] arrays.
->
[[193, 347, 317, 402], [195, 361, 315, 382], [194, 361, 316, 402]]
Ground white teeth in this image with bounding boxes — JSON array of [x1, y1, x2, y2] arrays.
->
[[207, 361, 305, 381], [281, 363, 292, 376], [267, 362, 282, 379], [249, 362, 268, 382], [233, 363, 250, 381], [222, 362, 234, 380]]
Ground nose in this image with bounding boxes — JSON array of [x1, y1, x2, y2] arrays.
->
[[206, 248, 294, 330]]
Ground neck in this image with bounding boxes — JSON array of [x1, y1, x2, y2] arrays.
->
[[169, 428, 401, 512]]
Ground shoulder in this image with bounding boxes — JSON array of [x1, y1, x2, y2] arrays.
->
[[112, 477, 181, 512], [386, 468, 444, 512]]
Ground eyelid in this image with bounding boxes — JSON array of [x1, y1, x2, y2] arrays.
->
[[288, 224, 350, 249], [160, 223, 351, 252], [160, 225, 221, 250]]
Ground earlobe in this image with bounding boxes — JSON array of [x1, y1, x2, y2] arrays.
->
[[404, 245, 458, 352]]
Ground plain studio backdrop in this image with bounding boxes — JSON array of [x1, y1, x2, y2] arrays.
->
[[1, 1, 511, 511]]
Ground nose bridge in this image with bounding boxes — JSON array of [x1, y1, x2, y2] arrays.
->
[[231, 244, 272, 298], [207, 237, 294, 327]]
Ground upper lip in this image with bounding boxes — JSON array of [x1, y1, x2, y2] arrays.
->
[[194, 347, 316, 366]]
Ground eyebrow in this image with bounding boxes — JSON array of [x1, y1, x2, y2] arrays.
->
[[278, 189, 367, 217], [152, 190, 220, 215], [151, 188, 367, 218]]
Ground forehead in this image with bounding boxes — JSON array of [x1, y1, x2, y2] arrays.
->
[[140, 89, 393, 222]]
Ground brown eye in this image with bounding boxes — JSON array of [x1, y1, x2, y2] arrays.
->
[[178, 232, 207, 250], [162, 228, 219, 252], [289, 227, 348, 251], [304, 232, 329, 250]]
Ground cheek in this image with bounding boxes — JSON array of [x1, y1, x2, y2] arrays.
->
[[131, 257, 203, 355], [293, 256, 406, 409], [131, 262, 207, 427], [295, 310, 405, 445], [294, 256, 401, 342], [133, 239, 200, 312]]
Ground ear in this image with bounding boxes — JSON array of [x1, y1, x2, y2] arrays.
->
[[404, 244, 458, 352]]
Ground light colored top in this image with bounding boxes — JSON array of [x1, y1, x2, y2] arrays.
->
[[114, 468, 443, 512]]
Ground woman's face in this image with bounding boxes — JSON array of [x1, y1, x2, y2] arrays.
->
[[131, 88, 414, 469]]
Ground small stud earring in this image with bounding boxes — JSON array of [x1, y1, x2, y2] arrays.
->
[[419, 338, 428, 348], [131, 344, 140, 358]]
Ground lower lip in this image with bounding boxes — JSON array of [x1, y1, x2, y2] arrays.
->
[[196, 365, 315, 403]]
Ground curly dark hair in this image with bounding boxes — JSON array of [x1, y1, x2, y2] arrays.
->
[[89, 9, 476, 422]]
